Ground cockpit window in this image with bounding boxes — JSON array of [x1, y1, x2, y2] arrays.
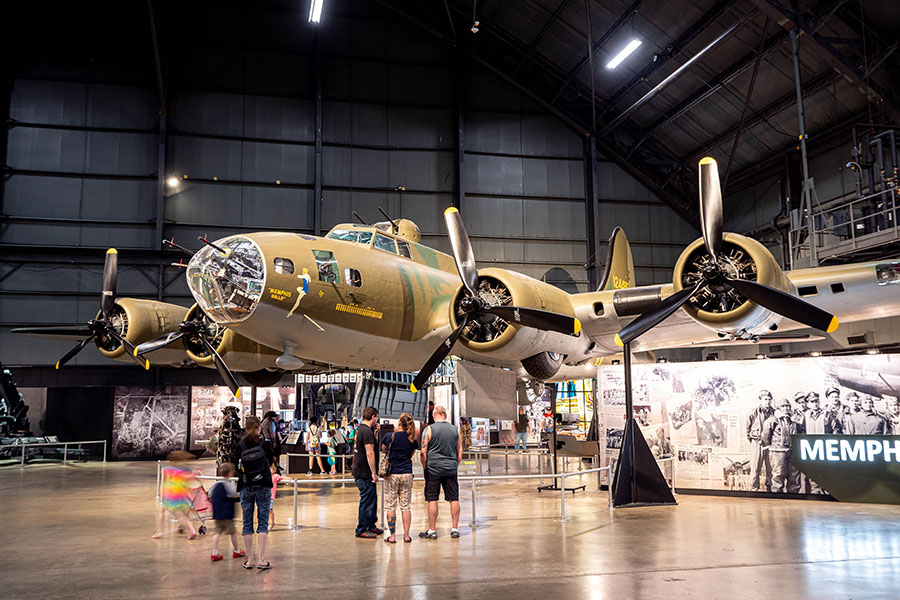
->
[[274, 257, 294, 275], [373, 233, 398, 254], [397, 240, 412, 259], [312, 250, 341, 284], [326, 229, 373, 245], [187, 236, 265, 323]]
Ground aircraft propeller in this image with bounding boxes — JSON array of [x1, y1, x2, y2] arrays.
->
[[614, 157, 839, 348], [410, 208, 582, 392], [12, 249, 150, 370]]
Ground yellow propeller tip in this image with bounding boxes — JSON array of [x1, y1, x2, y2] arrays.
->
[[144, 360, 150, 370], [133, 348, 139, 357], [827, 316, 839, 333], [235, 388, 242, 399], [614, 334, 624, 347], [573, 318, 582, 335], [106, 248, 117, 255], [699, 157, 717, 166], [444, 207, 459, 215], [410, 383, 418, 394], [55, 361, 60, 370]]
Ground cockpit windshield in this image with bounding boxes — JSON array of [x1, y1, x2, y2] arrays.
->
[[187, 236, 265, 323], [326, 229, 373, 245]]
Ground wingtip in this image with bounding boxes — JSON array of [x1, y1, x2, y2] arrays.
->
[[444, 207, 459, 215], [614, 333, 624, 347], [699, 156, 717, 166], [410, 383, 418, 394], [573, 318, 582, 335], [827, 316, 839, 333]]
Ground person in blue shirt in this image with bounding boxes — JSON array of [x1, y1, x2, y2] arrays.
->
[[208, 462, 244, 561], [381, 413, 419, 543]]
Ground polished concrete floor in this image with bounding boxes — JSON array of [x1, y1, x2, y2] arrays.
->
[[2, 456, 899, 599]]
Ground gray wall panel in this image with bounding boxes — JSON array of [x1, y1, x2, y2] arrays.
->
[[521, 158, 583, 199], [523, 199, 586, 239], [172, 92, 245, 137], [240, 188, 312, 230], [79, 180, 158, 221], [464, 154, 524, 196], [4, 176, 84, 217], [8, 128, 87, 172], [462, 197, 525, 237], [240, 142, 314, 183], [521, 115, 583, 157], [243, 96, 314, 142], [164, 183, 244, 225], [466, 111, 523, 155], [169, 137, 243, 180]]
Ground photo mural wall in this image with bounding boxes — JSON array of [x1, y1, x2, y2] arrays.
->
[[111, 387, 189, 459], [599, 355, 900, 494]]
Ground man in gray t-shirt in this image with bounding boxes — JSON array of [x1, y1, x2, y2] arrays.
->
[[419, 405, 462, 539]]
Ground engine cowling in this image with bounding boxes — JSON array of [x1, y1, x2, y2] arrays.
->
[[96, 298, 189, 366], [672, 233, 792, 338], [447, 267, 586, 371], [182, 305, 282, 372]]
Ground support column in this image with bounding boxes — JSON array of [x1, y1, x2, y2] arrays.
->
[[453, 54, 464, 211], [583, 137, 600, 290], [790, 28, 818, 267], [313, 31, 323, 235], [0, 71, 12, 217], [155, 113, 167, 301]]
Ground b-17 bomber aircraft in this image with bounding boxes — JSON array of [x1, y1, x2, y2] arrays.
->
[[13, 158, 900, 395]]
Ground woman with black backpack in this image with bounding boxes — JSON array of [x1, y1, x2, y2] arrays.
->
[[231, 415, 274, 570]]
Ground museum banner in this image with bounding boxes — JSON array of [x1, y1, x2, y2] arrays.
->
[[599, 355, 900, 496]]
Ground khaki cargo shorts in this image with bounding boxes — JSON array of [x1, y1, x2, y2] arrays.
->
[[214, 519, 236, 535], [384, 473, 414, 512]]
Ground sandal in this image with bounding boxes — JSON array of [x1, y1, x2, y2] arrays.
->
[[404, 536, 412, 543], [418, 531, 437, 539], [242, 561, 254, 570], [257, 562, 272, 570], [384, 537, 397, 544]]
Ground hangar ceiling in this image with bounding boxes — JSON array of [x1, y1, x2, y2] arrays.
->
[[378, 0, 900, 213]]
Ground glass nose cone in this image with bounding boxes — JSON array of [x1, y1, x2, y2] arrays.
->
[[187, 236, 265, 323]]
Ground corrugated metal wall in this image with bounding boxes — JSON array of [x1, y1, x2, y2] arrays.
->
[[1, 0, 698, 368]]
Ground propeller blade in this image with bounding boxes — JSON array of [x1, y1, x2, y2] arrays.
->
[[107, 329, 150, 370], [698, 157, 723, 262], [615, 282, 705, 347], [410, 315, 470, 393], [11, 325, 94, 340], [198, 335, 242, 398], [483, 305, 581, 336], [135, 332, 185, 356], [55, 334, 97, 369], [444, 208, 479, 296], [101, 248, 118, 317], [724, 277, 839, 333]]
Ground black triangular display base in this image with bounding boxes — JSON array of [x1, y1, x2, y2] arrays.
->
[[612, 418, 677, 508]]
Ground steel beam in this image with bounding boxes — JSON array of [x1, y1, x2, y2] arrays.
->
[[595, 0, 738, 127], [551, 0, 645, 104], [599, 8, 758, 135], [313, 31, 323, 236], [511, 0, 572, 76], [583, 136, 600, 290], [453, 53, 464, 211]]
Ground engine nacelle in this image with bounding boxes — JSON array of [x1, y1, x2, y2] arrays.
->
[[182, 305, 282, 372], [672, 233, 792, 337], [97, 298, 189, 366], [448, 268, 587, 373]]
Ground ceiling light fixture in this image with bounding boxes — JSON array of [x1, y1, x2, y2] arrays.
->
[[606, 39, 642, 69], [755, 353, 766, 360], [810, 351, 822, 357], [867, 348, 880, 355], [308, 0, 324, 23]]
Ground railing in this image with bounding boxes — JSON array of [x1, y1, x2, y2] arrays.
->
[[0, 439, 107, 466], [790, 188, 899, 261], [155, 460, 611, 531]]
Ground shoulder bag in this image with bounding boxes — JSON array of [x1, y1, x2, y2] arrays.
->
[[378, 432, 395, 478]]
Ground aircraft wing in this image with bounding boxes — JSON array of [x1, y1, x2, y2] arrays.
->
[[10, 325, 94, 341]]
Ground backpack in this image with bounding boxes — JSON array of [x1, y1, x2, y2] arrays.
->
[[238, 440, 268, 485]]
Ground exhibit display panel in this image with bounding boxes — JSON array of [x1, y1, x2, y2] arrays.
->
[[112, 387, 189, 459], [555, 379, 595, 438], [599, 354, 900, 495], [190, 386, 251, 450]]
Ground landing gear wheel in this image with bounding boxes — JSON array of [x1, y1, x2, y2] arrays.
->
[[242, 369, 285, 387], [521, 351, 564, 380]]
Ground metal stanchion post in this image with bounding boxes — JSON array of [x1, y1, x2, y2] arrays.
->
[[156, 460, 162, 499], [63, 443, 68, 465], [539, 452, 544, 485], [293, 479, 299, 532], [103, 440, 107, 463], [21, 444, 25, 466], [380, 478, 386, 529], [505, 450, 509, 472], [487, 452, 491, 474], [470, 480, 477, 528], [342, 455, 346, 488], [560, 473, 567, 522]]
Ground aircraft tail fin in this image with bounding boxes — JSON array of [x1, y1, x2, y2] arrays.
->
[[597, 227, 635, 291]]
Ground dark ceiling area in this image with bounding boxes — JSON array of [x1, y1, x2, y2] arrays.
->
[[377, 0, 900, 215]]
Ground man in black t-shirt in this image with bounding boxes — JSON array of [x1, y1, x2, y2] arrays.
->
[[351, 406, 381, 538], [427, 401, 435, 425]]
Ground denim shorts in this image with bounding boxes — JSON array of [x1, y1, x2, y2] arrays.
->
[[240, 486, 271, 535]]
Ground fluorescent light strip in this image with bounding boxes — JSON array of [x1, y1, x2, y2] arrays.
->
[[309, 0, 324, 23], [606, 39, 642, 69]]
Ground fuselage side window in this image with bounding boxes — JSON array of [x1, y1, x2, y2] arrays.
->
[[397, 240, 412, 259], [374, 233, 398, 254], [274, 257, 294, 275], [312, 250, 341, 284], [345, 268, 362, 287], [326, 229, 374, 245]]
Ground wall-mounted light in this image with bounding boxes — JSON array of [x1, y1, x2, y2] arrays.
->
[[606, 39, 642, 69], [867, 348, 880, 355], [308, 0, 324, 23], [810, 351, 822, 357], [755, 353, 766, 360], [166, 176, 180, 188]]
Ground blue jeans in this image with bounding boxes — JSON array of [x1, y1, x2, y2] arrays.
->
[[355, 477, 377, 536], [240, 487, 271, 535], [515, 432, 527, 451]]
